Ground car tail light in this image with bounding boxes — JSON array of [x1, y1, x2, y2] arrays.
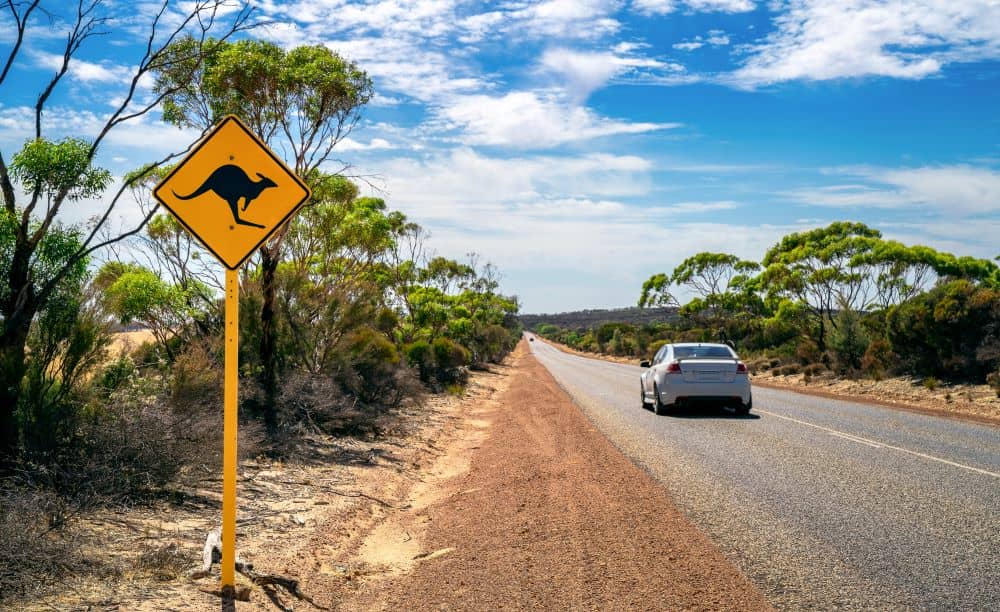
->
[[736, 362, 747, 373], [666, 361, 681, 373]]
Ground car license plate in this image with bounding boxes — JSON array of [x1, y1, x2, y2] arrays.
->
[[696, 370, 721, 381]]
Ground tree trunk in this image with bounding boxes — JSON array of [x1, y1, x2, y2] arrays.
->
[[0, 246, 36, 462], [258, 246, 279, 437], [0, 319, 31, 461]]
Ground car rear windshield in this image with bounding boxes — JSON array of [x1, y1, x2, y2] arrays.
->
[[674, 346, 734, 359]]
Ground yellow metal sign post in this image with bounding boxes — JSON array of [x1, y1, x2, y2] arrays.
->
[[153, 115, 311, 590]]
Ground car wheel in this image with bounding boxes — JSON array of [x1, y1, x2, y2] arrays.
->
[[653, 384, 667, 416], [641, 384, 651, 409], [736, 394, 752, 416]]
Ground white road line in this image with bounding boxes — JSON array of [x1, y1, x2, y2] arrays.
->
[[756, 409, 1000, 479]]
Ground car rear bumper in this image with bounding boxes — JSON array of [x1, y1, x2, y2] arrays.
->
[[659, 379, 751, 405]]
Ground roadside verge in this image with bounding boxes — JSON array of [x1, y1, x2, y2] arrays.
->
[[342, 341, 772, 610]]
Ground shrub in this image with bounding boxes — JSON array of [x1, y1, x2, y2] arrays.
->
[[346, 327, 402, 403], [795, 338, 822, 365], [169, 340, 221, 409], [830, 308, 869, 373], [887, 280, 1000, 380], [432, 337, 470, 385], [802, 363, 826, 376], [988, 372, 1000, 398], [0, 487, 83, 601], [923, 377, 938, 391], [404, 340, 434, 382], [97, 354, 136, 396], [860, 337, 894, 379], [772, 364, 801, 376]]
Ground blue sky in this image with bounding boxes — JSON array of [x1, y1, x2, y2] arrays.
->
[[2, 1, 999, 313]]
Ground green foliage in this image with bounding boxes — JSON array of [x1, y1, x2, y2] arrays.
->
[[18, 285, 110, 460], [886, 280, 1000, 380], [9, 138, 111, 202], [830, 308, 869, 373], [0, 210, 89, 307], [638, 273, 675, 309], [156, 37, 373, 139], [432, 337, 470, 384], [860, 337, 893, 378], [404, 340, 435, 382]]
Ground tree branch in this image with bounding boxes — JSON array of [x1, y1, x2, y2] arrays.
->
[[0, 0, 41, 89]]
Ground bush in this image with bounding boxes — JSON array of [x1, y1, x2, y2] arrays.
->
[[987, 372, 1000, 398], [830, 308, 869, 373], [887, 280, 1000, 380], [860, 337, 894, 379], [432, 337, 470, 385], [772, 364, 801, 376], [169, 340, 222, 408], [346, 327, 402, 404], [404, 340, 435, 382], [0, 487, 83, 601], [923, 377, 938, 391], [795, 337, 822, 365], [802, 363, 826, 376]]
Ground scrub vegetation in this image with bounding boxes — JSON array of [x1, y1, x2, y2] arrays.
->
[[534, 222, 1000, 387], [0, 3, 519, 601]]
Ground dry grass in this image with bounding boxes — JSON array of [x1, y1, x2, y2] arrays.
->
[[108, 329, 157, 357]]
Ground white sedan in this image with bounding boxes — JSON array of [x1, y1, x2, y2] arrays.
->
[[640, 343, 752, 416]]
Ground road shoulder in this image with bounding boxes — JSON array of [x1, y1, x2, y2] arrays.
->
[[342, 340, 772, 611]]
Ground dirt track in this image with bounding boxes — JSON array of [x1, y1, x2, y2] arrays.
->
[[344, 341, 771, 610]]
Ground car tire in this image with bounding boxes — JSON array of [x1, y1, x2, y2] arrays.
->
[[736, 394, 752, 416], [641, 384, 651, 410], [653, 384, 667, 416]]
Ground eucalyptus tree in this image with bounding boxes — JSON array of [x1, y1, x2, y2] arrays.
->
[[153, 38, 374, 432], [757, 222, 882, 350], [639, 252, 761, 331], [0, 0, 253, 459]]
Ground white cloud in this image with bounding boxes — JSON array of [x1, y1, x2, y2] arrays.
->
[[633, 0, 755, 15], [503, 0, 623, 40], [432, 91, 679, 148], [791, 165, 1000, 214], [538, 47, 681, 98], [673, 29, 731, 51], [336, 137, 395, 152], [667, 200, 742, 213], [376, 148, 655, 208], [674, 41, 705, 51], [364, 147, 793, 310], [32, 51, 134, 84], [731, 0, 1000, 87]]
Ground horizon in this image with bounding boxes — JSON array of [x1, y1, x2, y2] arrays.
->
[[1, 1, 998, 313]]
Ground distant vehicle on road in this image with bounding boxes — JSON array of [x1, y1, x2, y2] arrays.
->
[[640, 343, 751, 416]]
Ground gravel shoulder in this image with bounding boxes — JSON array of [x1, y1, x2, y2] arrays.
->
[[342, 341, 771, 611]]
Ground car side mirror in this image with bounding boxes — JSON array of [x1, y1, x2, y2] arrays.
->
[[640, 360, 650, 368]]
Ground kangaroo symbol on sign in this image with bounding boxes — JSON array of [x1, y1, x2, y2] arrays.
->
[[172, 164, 276, 229]]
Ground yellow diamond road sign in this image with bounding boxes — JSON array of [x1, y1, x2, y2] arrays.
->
[[153, 115, 311, 269]]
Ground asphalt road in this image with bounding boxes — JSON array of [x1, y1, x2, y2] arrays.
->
[[528, 337, 1000, 611]]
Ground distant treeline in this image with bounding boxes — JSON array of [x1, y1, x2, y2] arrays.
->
[[532, 222, 1000, 394], [520, 306, 677, 330]]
